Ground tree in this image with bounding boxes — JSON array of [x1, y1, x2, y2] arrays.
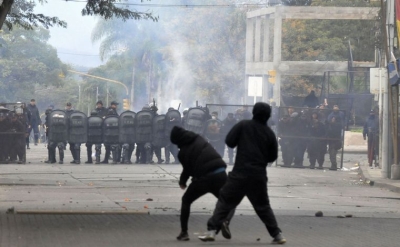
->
[[90, 17, 167, 109], [88, 0, 247, 108], [280, 0, 380, 98], [0, 0, 156, 30], [0, 27, 68, 103]]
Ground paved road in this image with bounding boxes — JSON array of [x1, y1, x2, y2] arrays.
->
[[0, 144, 399, 246], [1, 214, 399, 247], [0, 144, 399, 217]]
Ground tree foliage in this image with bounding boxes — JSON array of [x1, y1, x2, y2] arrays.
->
[[89, 0, 247, 108], [280, 0, 380, 98], [0, 27, 68, 102], [0, 0, 156, 30]]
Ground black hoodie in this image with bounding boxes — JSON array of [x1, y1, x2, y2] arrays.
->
[[170, 126, 227, 186], [225, 102, 278, 176]]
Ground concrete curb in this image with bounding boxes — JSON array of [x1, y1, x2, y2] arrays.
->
[[343, 150, 367, 154], [358, 163, 400, 194], [15, 210, 150, 215]]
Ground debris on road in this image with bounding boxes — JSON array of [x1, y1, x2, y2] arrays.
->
[[315, 211, 323, 217]]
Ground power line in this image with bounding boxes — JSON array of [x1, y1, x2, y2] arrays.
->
[[58, 51, 100, 57], [62, 0, 270, 8]]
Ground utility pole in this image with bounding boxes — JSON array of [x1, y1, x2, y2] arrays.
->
[[381, 0, 400, 179], [388, 0, 400, 180], [131, 67, 135, 111], [381, 0, 391, 178]]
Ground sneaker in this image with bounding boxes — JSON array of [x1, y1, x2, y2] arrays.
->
[[198, 230, 216, 242], [176, 231, 189, 241], [272, 233, 286, 245], [85, 161, 93, 164], [221, 221, 231, 239], [70, 160, 76, 164]]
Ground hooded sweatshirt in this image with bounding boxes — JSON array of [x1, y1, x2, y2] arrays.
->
[[170, 126, 227, 186], [225, 102, 278, 176]]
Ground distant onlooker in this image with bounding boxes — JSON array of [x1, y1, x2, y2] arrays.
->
[[303, 90, 319, 108], [26, 99, 41, 146]]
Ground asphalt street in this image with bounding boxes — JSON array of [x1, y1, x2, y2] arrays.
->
[[0, 144, 399, 246]]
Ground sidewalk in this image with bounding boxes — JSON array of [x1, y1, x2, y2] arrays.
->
[[358, 162, 400, 193]]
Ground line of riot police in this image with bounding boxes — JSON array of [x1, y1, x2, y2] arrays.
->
[[43, 101, 247, 165], [277, 106, 345, 170], [0, 103, 29, 164], [44, 101, 183, 164]]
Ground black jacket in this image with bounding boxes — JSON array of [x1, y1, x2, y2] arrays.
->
[[170, 126, 226, 186], [27, 104, 41, 124], [95, 107, 108, 118], [226, 102, 278, 176]]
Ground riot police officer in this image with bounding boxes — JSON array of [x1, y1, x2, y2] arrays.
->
[[222, 113, 237, 165], [101, 107, 119, 164], [65, 103, 78, 164], [95, 100, 108, 118], [165, 107, 180, 164], [308, 116, 326, 169], [9, 112, 25, 164], [327, 116, 342, 170]]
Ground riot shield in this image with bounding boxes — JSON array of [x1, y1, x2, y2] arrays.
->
[[152, 114, 167, 147], [87, 116, 103, 144], [103, 116, 119, 145], [48, 110, 68, 143], [184, 107, 208, 135], [165, 110, 181, 139], [204, 119, 223, 143], [135, 110, 153, 144], [119, 111, 136, 144], [68, 111, 88, 144]]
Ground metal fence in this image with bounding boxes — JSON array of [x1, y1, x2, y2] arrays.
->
[[276, 106, 346, 169]]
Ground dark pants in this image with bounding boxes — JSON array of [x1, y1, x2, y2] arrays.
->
[[152, 146, 162, 162], [280, 139, 293, 166], [293, 140, 307, 166], [86, 143, 93, 162], [207, 172, 281, 238], [181, 172, 234, 232], [308, 141, 326, 168], [165, 144, 178, 163], [27, 122, 40, 144]]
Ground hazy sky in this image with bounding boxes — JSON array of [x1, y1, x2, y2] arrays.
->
[[35, 0, 104, 68]]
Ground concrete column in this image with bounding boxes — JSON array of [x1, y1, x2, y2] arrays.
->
[[246, 18, 255, 62], [273, 16, 282, 106], [263, 18, 270, 62], [255, 17, 261, 62], [382, 85, 390, 178], [273, 17, 282, 64], [262, 75, 268, 102]]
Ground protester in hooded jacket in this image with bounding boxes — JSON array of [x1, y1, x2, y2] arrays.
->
[[199, 102, 286, 245], [170, 126, 235, 241]]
